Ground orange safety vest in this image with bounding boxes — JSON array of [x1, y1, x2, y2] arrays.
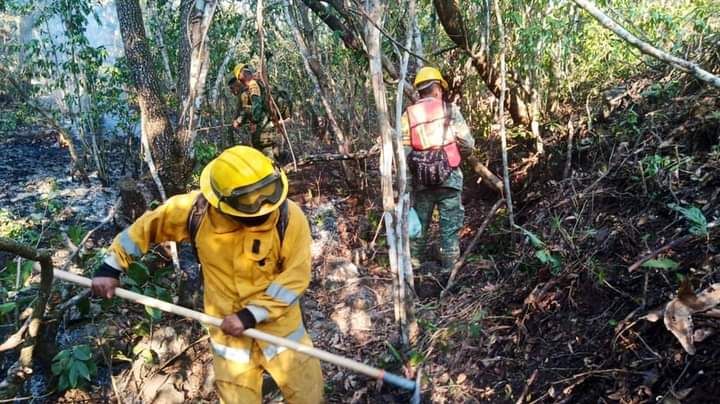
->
[[407, 98, 461, 167]]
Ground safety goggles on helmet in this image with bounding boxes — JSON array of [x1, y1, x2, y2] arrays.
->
[[211, 169, 284, 215], [416, 80, 440, 92]]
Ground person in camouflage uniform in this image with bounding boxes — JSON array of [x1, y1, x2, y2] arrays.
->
[[230, 64, 277, 159], [401, 67, 475, 272]]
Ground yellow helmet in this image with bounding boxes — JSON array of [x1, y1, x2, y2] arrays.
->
[[232, 63, 253, 80], [200, 146, 289, 217], [413, 67, 448, 91]]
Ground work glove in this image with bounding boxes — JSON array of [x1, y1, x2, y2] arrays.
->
[[92, 262, 121, 299], [220, 308, 257, 337]]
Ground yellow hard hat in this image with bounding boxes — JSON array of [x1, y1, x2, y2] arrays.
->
[[200, 146, 289, 217], [232, 64, 254, 80], [413, 67, 448, 91]]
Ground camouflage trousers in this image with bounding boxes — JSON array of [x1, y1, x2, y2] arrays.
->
[[252, 127, 278, 160], [411, 187, 464, 271]]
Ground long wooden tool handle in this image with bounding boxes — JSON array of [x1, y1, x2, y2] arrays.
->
[[53, 269, 416, 392]]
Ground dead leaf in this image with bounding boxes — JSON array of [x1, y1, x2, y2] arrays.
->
[[692, 283, 720, 311], [456, 373, 467, 384], [664, 299, 695, 354]]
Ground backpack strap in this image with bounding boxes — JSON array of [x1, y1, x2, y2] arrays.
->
[[187, 193, 210, 259], [276, 200, 289, 248]]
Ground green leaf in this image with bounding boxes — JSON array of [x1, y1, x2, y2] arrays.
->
[[75, 360, 91, 381], [127, 262, 150, 285], [58, 373, 69, 391], [641, 258, 679, 270], [73, 345, 92, 361], [536, 250, 562, 274], [155, 287, 172, 303], [669, 204, 708, 236], [51, 360, 64, 376], [0, 302, 16, 316], [68, 362, 79, 388], [53, 349, 71, 362], [146, 306, 162, 321], [515, 225, 545, 248]]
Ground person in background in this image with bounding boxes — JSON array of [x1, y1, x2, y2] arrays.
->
[[401, 67, 475, 273]]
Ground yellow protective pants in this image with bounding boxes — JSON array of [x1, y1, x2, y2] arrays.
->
[[214, 336, 324, 404]]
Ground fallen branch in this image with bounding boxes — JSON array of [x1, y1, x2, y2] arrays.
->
[[0, 238, 54, 397], [155, 335, 209, 373], [467, 155, 503, 193], [515, 369, 539, 404], [442, 198, 504, 296], [551, 368, 641, 385], [60, 199, 119, 272], [0, 317, 31, 352], [572, 0, 720, 89], [627, 234, 693, 272], [283, 147, 380, 170]]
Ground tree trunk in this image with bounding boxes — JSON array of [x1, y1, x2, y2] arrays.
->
[[177, 0, 218, 157], [494, 0, 515, 230], [394, 0, 417, 327], [433, 0, 531, 126], [365, 0, 417, 348], [116, 0, 187, 195], [285, 1, 355, 183]]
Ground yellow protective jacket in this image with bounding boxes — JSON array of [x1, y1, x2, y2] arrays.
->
[[103, 191, 311, 380]]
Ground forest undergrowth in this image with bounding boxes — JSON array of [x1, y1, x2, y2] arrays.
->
[[1, 67, 718, 403], [413, 71, 720, 403]]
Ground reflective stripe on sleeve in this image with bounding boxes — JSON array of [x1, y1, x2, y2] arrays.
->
[[246, 305, 270, 323], [103, 253, 122, 270], [262, 322, 306, 360], [211, 341, 251, 364], [265, 282, 299, 306], [118, 230, 142, 257]]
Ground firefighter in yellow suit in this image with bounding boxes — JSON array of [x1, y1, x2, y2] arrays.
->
[[91, 146, 324, 403]]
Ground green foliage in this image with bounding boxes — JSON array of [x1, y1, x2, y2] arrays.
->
[[515, 225, 562, 274], [641, 154, 672, 177], [467, 308, 487, 338], [123, 261, 173, 321], [194, 140, 219, 171], [642, 80, 679, 101], [67, 224, 86, 246], [51, 344, 97, 391], [0, 302, 17, 317], [668, 204, 708, 236], [0, 209, 35, 243], [0, 259, 35, 290], [641, 258, 680, 270]]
